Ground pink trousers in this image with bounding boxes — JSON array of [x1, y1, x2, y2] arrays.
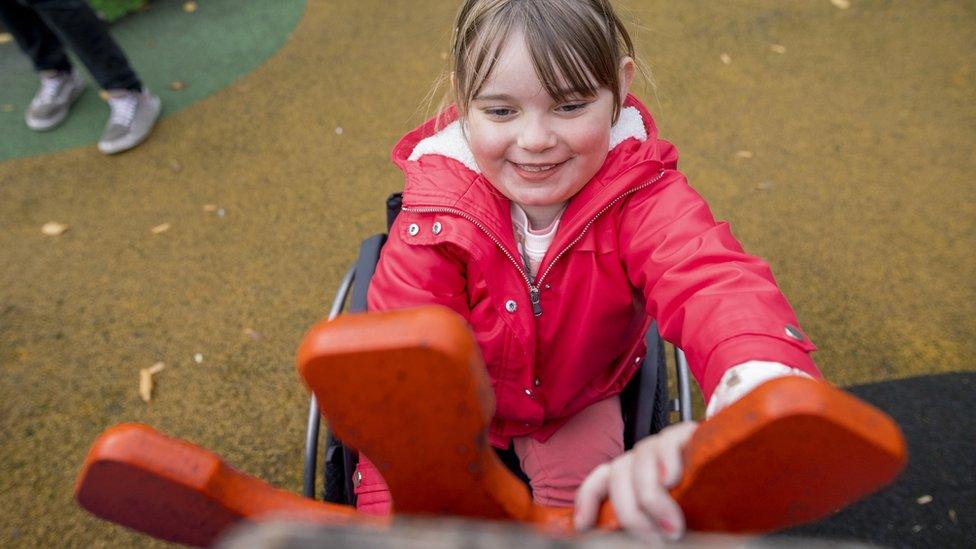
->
[[513, 395, 624, 507], [354, 395, 623, 514]]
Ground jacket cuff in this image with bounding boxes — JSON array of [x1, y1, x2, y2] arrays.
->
[[701, 335, 819, 403]]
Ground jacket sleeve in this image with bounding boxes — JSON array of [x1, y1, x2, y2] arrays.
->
[[619, 170, 820, 402]]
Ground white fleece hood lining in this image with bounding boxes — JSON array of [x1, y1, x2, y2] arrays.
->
[[407, 106, 648, 174]]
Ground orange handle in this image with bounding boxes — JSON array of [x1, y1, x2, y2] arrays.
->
[[75, 423, 378, 547], [572, 377, 907, 533]]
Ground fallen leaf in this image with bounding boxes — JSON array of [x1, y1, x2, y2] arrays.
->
[[756, 181, 774, 191], [139, 368, 153, 402], [1, 104, 14, 112], [151, 222, 171, 235], [169, 80, 185, 91], [203, 204, 218, 212], [0, 32, 12, 44], [916, 495, 933, 505], [244, 327, 264, 341], [183, 1, 198, 13], [335, 126, 344, 135], [735, 150, 754, 159], [193, 353, 203, 364], [770, 44, 787, 54], [41, 222, 69, 236], [720, 53, 732, 65], [148, 361, 166, 375], [170, 160, 183, 173], [948, 509, 957, 522], [830, 0, 850, 8], [911, 525, 922, 533]]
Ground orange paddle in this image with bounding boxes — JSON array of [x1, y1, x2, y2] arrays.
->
[[297, 306, 907, 532]]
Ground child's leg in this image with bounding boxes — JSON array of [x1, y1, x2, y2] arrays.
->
[[513, 395, 624, 507]]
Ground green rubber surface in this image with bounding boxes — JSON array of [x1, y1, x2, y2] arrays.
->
[[0, 0, 305, 161]]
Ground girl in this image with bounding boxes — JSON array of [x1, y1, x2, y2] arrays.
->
[[362, 0, 819, 540]]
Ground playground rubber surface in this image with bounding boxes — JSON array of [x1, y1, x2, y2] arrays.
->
[[0, 1, 973, 546]]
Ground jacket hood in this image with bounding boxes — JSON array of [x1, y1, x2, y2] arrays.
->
[[390, 94, 677, 235]]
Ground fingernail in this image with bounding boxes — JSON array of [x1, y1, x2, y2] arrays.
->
[[658, 519, 682, 541]]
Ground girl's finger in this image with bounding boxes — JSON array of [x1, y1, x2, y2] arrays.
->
[[573, 462, 610, 531], [657, 421, 698, 488], [608, 454, 661, 542]]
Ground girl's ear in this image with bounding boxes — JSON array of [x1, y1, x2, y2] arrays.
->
[[618, 56, 635, 105]]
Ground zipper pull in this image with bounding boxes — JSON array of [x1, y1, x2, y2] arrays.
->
[[529, 285, 543, 317]]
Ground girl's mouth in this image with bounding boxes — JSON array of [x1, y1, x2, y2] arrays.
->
[[511, 160, 567, 180]]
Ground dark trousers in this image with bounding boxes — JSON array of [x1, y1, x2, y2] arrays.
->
[[0, 0, 141, 91]]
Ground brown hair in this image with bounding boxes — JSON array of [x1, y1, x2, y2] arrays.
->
[[449, 0, 637, 123]]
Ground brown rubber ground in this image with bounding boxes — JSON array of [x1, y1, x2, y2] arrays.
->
[[0, 1, 972, 546]]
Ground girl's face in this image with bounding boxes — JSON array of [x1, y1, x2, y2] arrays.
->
[[464, 31, 632, 217]]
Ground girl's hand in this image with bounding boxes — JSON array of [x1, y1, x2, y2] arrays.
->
[[573, 421, 698, 542]]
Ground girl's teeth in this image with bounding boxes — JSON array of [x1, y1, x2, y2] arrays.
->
[[520, 164, 555, 172]]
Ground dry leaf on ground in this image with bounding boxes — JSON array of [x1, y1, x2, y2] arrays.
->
[[757, 181, 774, 191], [183, 1, 198, 13], [916, 495, 933, 504], [41, 222, 69, 236], [170, 160, 183, 173], [948, 509, 957, 522], [151, 222, 171, 235], [169, 80, 185, 91], [735, 150, 754, 159], [770, 44, 787, 54], [831, 0, 851, 9], [203, 204, 218, 212], [0, 33, 12, 44], [193, 353, 204, 364], [140, 362, 165, 402], [244, 327, 264, 341], [720, 53, 732, 65]]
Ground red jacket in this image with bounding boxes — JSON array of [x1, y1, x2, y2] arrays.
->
[[356, 95, 818, 512]]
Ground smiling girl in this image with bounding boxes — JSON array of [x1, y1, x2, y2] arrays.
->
[[362, 0, 820, 541]]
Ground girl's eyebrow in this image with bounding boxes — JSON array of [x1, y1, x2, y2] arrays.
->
[[473, 88, 592, 102], [472, 93, 515, 102]]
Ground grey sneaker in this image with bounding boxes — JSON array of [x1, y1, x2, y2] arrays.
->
[[98, 89, 162, 155], [25, 69, 86, 131]]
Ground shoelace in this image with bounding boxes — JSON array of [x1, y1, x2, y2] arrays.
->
[[36, 75, 67, 105], [107, 94, 139, 127]]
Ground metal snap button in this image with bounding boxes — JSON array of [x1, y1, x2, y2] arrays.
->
[[353, 470, 363, 488], [432, 221, 442, 235], [524, 388, 533, 396], [785, 325, 804, 341], [533, 377, 541, 387], [407, 223, 420, 236], [634, 356, 642, 364], [505, 300, 517, 313]]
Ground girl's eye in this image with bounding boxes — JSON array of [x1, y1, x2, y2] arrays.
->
[[557, 102, 589, 113], [484, 108, 515, 118]]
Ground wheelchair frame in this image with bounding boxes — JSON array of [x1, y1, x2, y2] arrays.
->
[[302, 194, 694, 502]]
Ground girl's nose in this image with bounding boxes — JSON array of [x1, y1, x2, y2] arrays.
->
[[516, 117, 557, 152]]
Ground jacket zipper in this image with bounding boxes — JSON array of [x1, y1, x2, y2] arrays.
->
[[401, 169, 666, 317]]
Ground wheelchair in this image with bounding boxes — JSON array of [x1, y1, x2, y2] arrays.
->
[[302, 193, 695, 505]]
